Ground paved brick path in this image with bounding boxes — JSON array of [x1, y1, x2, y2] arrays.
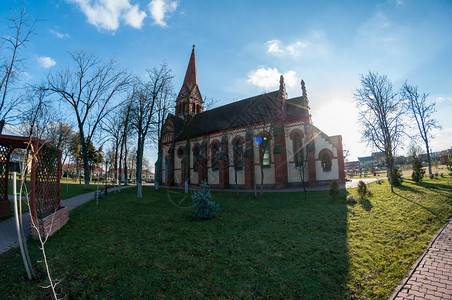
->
[[391, 219, 452, 299], [0, 186, 131, 254]]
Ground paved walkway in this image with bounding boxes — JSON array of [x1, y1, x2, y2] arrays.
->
[[390, 219, 452, 299], [0, 186, 131, 255]]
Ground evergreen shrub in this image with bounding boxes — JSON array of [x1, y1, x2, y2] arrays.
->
[[411, 159, 425, 183], [390, 167, 403, 187], [346, 195, 358, 204], [357, 180, 367, 199], [191, 181, 219, 219], [329, 180, 340, 201]]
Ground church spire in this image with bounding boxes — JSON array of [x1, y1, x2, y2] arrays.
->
[[301, 79, 312, 124], [182, 45, 198, 92], [175, 46, 203, 119], [278, 75, 287, 100]]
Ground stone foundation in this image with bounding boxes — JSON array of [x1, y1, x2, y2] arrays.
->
[[0, 200, 10, 218], [30, 207, 69, 240]]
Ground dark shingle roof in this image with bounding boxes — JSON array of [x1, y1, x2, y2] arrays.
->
[[172, 91, 282, 140]]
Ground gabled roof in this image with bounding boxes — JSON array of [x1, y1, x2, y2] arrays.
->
[[168, 91, 281, 141]]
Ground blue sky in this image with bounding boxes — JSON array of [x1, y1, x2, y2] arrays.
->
[[2, 0, 452, 164]]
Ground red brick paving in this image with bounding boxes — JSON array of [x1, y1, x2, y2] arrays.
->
[[391, 219, 452, 300]]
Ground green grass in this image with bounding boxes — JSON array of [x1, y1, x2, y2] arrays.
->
[[0, 178, 451, 299], [1, 180, 114, 221]]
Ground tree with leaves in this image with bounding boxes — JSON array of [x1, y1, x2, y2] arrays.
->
[[44, 50, 130, 189], [69, 132, 104, 183], [411, 158, 425, 183], [401, 82, 440, 175], [354, 71, 404, 193]]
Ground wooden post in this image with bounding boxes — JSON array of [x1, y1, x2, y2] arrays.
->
[[30, 140, 37, 218]]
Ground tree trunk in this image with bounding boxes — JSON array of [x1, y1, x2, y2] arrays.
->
[[114, 142, 119, 185], [252, 143, 257, 199], [136, 137, 144, 199], [155, 149, 161, 191], [80, 135, 90, 190], [386, 153, 394, 193], [425, 140, 432, 175], [124, 135, 128, 186], [260, 165, 264, 197], [299, 167, 308, 199], [118, 137, 124, 187], [235, 168, 238, 198], [184, 141, 189, 194]]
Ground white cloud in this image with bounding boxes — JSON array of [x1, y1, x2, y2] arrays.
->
[[37, 56, 56, 68], [49, 29, 70, 39], [357, 11, 406, 47], [436, 96, 452, 103], [124, 4, 147, 28], [69, 0, 147, 31], [247, 67, 300, 89], [265, 32, 328, 58], [283, 70, 299, 88], [148, 0, 177, 27], [266, 40, 307, 57], [266, 40, 284, 54]]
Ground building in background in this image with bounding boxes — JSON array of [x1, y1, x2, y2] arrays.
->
[[159, 47, 345, 189]]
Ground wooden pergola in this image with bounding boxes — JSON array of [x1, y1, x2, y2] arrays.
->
[[0, 134, 61, 219]]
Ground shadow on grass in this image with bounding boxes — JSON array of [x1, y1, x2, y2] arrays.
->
[[418, 181, 452, 193], [396, 183, 425, 195], [359, 198, 373, 211], [0, 187, 351, 299], [394, 192, 446, 222]]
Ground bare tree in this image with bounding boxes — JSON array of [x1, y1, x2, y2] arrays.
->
[[118, 96, 134, 186], [153, 74, 173, 190], [44, 50, 130, 190], [202, 96, 218, 111], [131, 63, 173, 198], [251, 92, 282, 197], [294, 138, 309, 199], [21, 89, 52, 139], [407, 141, 424, 160], [401, 82, 441, 175], [0, 1, 36, 131], [46, 121, 74, 168], [354, 71, 404, 192], [101, 108, 124, 184]]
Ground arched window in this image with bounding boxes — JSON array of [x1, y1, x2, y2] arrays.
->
[[234, 139, 243, 169], [193, 145, 200, 172], [259, 134, 270, 167], [293, 133, 303, 167], [319, 150, 333, 172], [177, 146, 184, 158], [211, 143, 220, 171]]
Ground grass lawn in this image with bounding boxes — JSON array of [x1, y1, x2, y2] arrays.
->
[[0, 177, 451, 299], [1, 180, 115, 221]]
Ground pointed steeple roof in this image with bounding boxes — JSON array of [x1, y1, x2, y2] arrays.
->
[[182, 45, 198, 92]]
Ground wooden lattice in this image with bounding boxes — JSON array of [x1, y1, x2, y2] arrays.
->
[[0, 145, 10, 202], [0, 135, 61, 219], [33, 144, 61, 218]]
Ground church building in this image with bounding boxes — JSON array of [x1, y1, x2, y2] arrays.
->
[[159, 47, 345, 189]]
